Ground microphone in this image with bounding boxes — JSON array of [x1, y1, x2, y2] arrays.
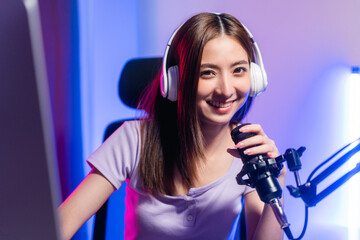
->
[[231, 124, 293, 237]]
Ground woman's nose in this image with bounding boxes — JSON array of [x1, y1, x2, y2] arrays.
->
[[216, 74, 233, 98]]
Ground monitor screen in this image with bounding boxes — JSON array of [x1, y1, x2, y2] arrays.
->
[[0, 0, 61, 239]]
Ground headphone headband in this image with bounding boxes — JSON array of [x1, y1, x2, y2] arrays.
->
[[160, 13, 268, 101]]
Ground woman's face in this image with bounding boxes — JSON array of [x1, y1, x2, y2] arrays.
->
[[196, 34, 251, 127]]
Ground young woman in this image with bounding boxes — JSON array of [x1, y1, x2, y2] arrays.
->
[[58, 12, 285, 240]]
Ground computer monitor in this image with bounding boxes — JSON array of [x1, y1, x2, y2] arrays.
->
[[0, 0, 61, 239]]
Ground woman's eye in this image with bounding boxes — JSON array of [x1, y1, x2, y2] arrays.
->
[[200, 70, 215, 77], [234, 67, 246, 74]]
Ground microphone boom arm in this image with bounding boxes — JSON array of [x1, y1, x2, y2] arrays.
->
[[271, 139, 360, 239], [277, 139, 360, 207]]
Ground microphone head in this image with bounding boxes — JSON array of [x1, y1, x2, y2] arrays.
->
[[231, 124, 283, 202], [231, 124, 260, 161], [231, 124, 256, 144]]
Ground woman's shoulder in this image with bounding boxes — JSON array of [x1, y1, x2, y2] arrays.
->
[[86, 119, 145, 189], [95, 119, 144, 157], [122, 119, 142, 127], [112, 119, 143, 137]]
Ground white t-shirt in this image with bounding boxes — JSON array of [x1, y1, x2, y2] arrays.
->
[[87, 120, 254, 240]]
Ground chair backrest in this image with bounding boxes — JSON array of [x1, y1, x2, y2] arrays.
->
[[92, 57, 162, 240], [118, 57, 163, 109]]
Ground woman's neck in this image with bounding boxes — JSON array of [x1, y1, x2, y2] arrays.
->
[[200, 122, 234, 161]]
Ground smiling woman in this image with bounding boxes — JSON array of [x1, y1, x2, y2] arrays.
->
[[58, 12, 284, 240]]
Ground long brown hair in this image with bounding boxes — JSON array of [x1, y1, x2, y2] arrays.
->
[[138, 13, 256, 195]]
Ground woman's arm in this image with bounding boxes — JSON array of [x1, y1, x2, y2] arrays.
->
[[57, 168, 116, 240], [244, 173, 286, 240]]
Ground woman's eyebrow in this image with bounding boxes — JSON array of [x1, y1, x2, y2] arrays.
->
[[231, 60, 249, 67], [200, 63, 220, 70], [200, 60, 249, 69]]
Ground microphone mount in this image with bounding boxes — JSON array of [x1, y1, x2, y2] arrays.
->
[[275, 138, 360, 239]]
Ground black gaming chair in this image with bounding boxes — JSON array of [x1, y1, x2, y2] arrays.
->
[[91, 57, 246, 240], [92, 57, 162, 239]]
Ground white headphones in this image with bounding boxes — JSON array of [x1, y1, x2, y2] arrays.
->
[[160, 14, 268, 102]]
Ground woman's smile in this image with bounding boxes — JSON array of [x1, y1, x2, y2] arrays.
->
[[207, 100, 235, 113]]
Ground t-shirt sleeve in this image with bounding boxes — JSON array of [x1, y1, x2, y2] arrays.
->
[[87, 121, 141, 189], [243, 185, 255, 195]]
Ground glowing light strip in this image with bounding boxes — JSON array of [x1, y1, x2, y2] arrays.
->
[[346, 67, 360, 240]]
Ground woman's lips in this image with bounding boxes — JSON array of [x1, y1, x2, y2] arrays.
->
[[207, 100, 235, 113]]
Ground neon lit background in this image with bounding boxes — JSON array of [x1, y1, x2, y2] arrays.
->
[[51, 0, 360, 239]]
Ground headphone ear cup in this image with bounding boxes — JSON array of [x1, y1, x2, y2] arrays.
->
[[166, 65, 179, 101], [160, 71, 168, 99], [250, 62, 267, 97]]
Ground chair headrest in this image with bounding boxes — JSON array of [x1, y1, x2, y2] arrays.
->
[[119, 57, 162, 109]]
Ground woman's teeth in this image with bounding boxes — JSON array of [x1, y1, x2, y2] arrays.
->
[[208, 101, 233, 108]]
